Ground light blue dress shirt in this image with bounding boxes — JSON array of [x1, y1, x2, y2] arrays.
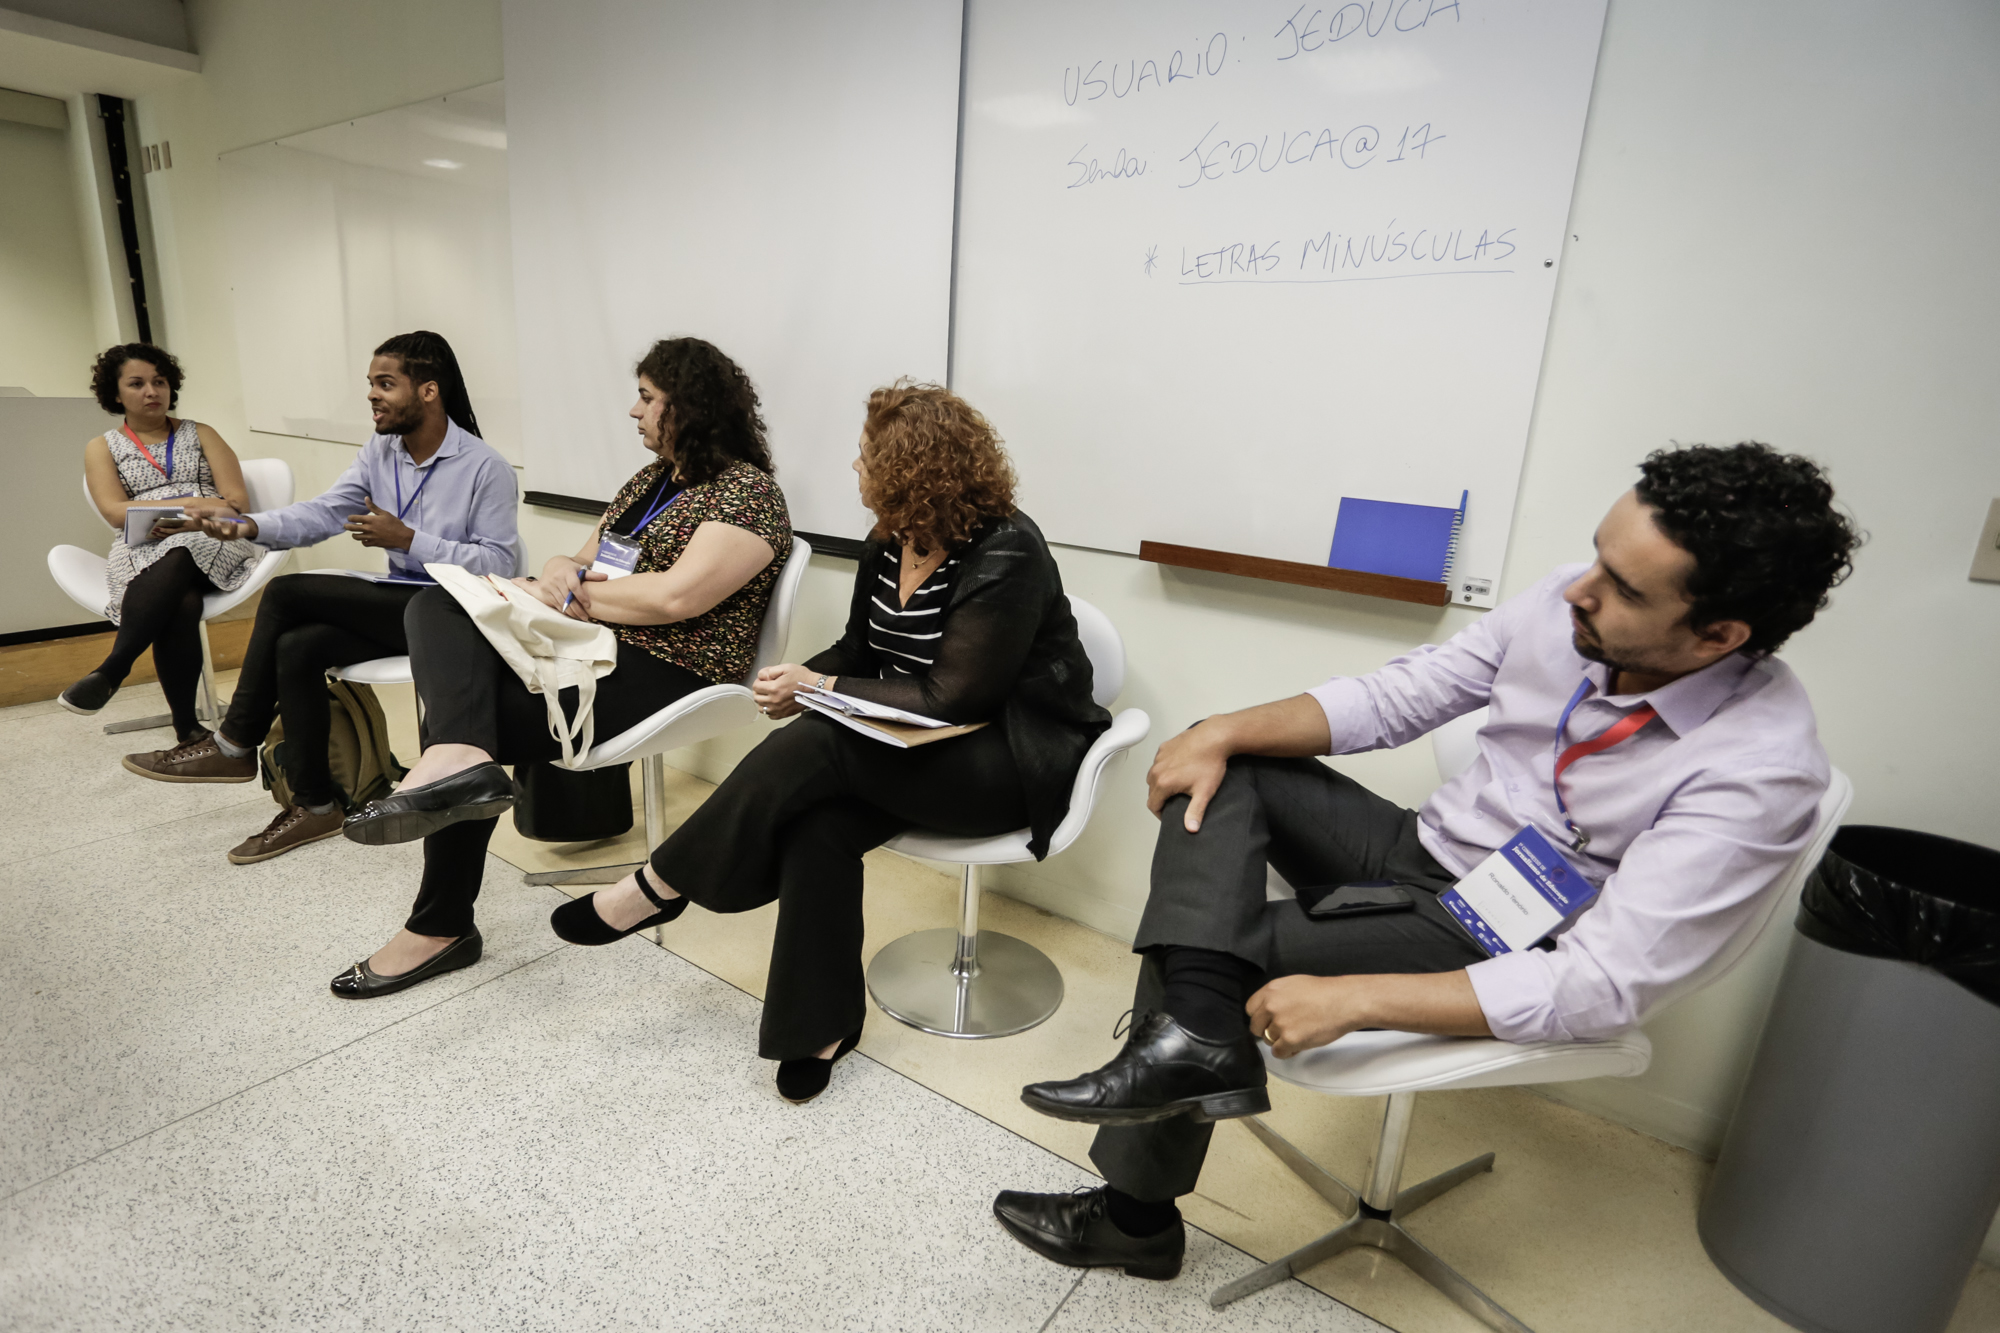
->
[[1308, 564, 1829, 1044], [246, 420, 519, 578]]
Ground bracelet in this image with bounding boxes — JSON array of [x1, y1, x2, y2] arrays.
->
[[815, 676, 829, 691]]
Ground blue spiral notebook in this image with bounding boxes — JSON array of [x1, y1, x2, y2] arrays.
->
[[1327, 490, 1467, 584]]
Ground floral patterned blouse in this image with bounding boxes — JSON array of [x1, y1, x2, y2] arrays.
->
[[599, 459, 792, 684]]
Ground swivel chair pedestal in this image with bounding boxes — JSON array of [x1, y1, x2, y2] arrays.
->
[[864, 596, 1149, 1042], [865, 861, 1064, 1039], [1213, 1093, 1525, 1329]]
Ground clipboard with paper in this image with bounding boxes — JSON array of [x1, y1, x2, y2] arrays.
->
[[794, 684, 987, 749]]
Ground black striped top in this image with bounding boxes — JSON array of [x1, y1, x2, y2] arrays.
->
[[868, 545, 960, 677]]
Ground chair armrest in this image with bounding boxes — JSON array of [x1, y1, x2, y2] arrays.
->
[[1043, 707, 1152, 858], [203, 548, 291, 620], [47, 546, 110, 618], [572, 684, 764, 769]]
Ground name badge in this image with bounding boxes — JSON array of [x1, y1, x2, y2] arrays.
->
[[1439, 825, 1599, 956], [591, 534, 642, 579]]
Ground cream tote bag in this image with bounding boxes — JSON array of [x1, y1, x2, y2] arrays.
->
[[426, 564, 618, 768]]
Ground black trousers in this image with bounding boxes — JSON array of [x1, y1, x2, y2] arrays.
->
[[401, 586, 712, 938], [98, 546, 214, 741], [1091, 755, 1486, 1202], [651, 713, 1029, 1061], [220, 574, 420, 808]]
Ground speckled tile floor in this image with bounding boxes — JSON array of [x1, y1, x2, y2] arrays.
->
[[9, 680, 1998, 1333], [0, 684, 1384, 1333]]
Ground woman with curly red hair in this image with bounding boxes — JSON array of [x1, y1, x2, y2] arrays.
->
[[552, 381, 1111, 1102]]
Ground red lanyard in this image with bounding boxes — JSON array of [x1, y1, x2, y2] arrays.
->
[[1552, 677, 1660, 851], [121, 422, 174, 480]]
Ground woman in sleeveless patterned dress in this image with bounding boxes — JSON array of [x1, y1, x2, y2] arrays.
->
[[61, 344, 264, 742]]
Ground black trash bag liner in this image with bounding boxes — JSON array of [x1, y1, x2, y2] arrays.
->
[[1797, 824, 2000, 1006], [513, 759, 634, 843]]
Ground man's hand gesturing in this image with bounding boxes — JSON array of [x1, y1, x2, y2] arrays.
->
[[344, 496, 415, 551]]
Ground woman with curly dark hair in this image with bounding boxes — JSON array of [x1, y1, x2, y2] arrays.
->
[[324, 337, 792, 999], [550, 381, 1111, 1103], [61, 343, 259, 740]]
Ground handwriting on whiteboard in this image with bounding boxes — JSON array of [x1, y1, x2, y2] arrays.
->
[[1178, 221, 1516, 284], [1274, 1, 1464, 58], [1179, 121, 1443, 188], [1063, 33, 1232, 104]]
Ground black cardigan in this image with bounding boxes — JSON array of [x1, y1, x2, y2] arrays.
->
[[804, 511, 1112, 858]]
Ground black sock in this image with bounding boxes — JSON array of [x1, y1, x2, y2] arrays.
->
[[1104, 1186, 1181, 1238], [1156, 945, 1264, 1043]]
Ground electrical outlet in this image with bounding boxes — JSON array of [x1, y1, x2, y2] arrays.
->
[[1454, 576, 1497, 609], [1971, 499, 2000, 584]]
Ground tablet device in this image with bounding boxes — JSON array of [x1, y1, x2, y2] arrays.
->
[[122, 506, 185, 546]]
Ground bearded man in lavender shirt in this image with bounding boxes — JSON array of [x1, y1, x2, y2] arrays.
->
[[993, 442, 1861, 1281]]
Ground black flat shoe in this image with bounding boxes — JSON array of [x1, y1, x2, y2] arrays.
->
[[330, 930, 482, 999], [342, 762, 517, 845], [775, 1028, 862, 1104], [1019, 1011, 1269, 1126], [58, 670, 118, 715], [550, 866, 688, 945], [993, 1187, 1184, 1280]]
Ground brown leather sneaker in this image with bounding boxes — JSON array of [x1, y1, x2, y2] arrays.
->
[[228, 804, 346, 864], [122, 731, 258, 784]]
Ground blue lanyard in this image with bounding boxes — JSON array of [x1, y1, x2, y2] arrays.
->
[[393, 456, 437, 520], [629, 479, 683, 533]]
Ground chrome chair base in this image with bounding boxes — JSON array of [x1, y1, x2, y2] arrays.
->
[[866, 925, 1063, 1038], [1211, 1102, 1528, 1333]]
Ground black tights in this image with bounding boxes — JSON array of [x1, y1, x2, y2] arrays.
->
[[99, 547, 214, 741]]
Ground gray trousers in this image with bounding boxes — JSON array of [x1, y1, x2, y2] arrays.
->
[[1090, 755, 1486, 1201]]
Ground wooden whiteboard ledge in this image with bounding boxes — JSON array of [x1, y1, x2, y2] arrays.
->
[[1139, 541, 1451, 608]]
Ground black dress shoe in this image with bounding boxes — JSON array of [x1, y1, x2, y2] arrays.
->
[[1020, 1011, 1269, 1125], [550, 866, 689, 945], [329, 930, 482, 999], [342, 762, 517, 845], [58, 670, 119, 715], [775, 1028, 862, 1104], [993, 1187, 1184, 1280]]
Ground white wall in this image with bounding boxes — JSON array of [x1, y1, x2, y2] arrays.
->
[[0, 114, 97, 396], [129, 1, 2000, 1265], [124, 0, 505, 574]]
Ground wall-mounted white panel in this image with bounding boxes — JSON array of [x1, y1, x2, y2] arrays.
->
[[501, 0, 962, 534], [952, 0, 1605, 604], [218, 83, 520, 461]]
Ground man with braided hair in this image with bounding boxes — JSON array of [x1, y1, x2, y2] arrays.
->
[[993, 443, 1860, 1281], [124, 332, 519, 866]]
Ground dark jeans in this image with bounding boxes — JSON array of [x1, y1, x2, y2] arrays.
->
[[652, 713, 1029, 1061], [220, 574, 419, 807], [1092, 755, 1486, 1202], [401, 587, 712, 937]]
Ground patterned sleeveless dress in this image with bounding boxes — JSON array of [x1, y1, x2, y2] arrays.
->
[[101, 420, 262, 624]]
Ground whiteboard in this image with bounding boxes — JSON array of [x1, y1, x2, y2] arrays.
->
[[218, 84, 521, 462], [501, 0, 963, 538], [951, 0, 1607, 605]]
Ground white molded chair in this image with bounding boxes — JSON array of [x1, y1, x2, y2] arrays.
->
[[1210, 706, 1854, 1331], [864, 597, 1152, 1039], [517, 537, 813, 885], [322, 536, 531, 692], [48, 460, 295, 734]]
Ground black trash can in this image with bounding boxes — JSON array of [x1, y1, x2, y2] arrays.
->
[[1699, 826, 2000, 1333]]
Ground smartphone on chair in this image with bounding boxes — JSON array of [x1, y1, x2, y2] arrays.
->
[[1303, 880, 1415, 919]]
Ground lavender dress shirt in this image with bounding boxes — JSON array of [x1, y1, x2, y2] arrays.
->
[[1306, 564, 1829, 1043], [246, 421, 519, 578]]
